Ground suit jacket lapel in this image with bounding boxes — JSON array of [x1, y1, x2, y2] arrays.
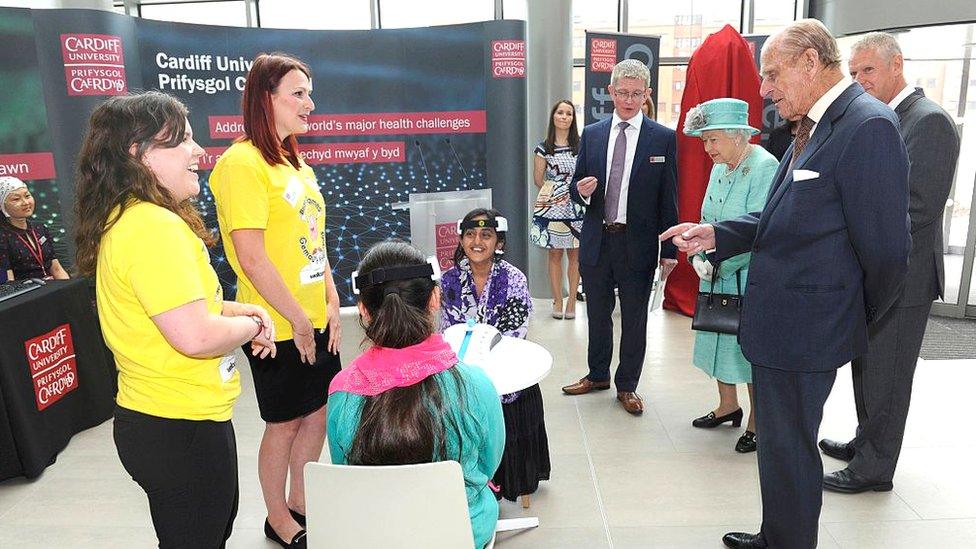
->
[[755, 83, 864, 240], [595, 118, 612, 190], [628, 116, 651, 186], [894, 87, 924, 118]]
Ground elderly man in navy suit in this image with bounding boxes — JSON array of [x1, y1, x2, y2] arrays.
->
[[662, 20, 911, 549], [817, 32, 961, 494], [562, 59, 679, 415]]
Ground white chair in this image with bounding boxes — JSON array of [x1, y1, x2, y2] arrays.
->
[[305, 460, 483, 549]]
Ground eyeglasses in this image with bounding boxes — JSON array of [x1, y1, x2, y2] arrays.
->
[[612, 89, 647, 101]]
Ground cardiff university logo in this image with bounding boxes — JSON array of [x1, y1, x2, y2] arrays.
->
[[60, 33, 128, 96], [25, 324, 79, 411]]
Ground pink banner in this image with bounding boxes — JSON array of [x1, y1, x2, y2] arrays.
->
[[0, 152, 57, 180], [209, 111, 486, 139]]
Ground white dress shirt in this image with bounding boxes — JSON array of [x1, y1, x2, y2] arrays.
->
[[807, 76, 852, 138], [888, 84, 914, 110], [603, 110, 644, 223]]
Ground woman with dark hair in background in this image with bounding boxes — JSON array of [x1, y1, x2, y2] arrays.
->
[[441, 208, 550, 508], [530, 99, 583, 319], [209, 52, 341, 548], [74, 91, 276, 548], [641, 96, 656, 119], [0, 176, 70, 281], [327, 240, 504, 549]]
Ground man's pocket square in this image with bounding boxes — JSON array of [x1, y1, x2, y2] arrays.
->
[[792, 169, 820, 182]]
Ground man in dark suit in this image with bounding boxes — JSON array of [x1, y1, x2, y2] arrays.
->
[[662, 20, 911, 548], [562, 59, 679, 415], [818, 32, 960, 494]]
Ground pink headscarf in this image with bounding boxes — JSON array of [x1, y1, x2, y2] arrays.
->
[[328, 334, 458, 396]]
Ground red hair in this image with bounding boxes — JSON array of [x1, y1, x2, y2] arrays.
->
[[239, 52, 311, 170]]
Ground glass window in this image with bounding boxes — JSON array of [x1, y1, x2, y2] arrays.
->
[[752, 0, 795, 36], [379, 0, 493, 28], [259, 0, 371, 29], [140, 1, 248, 27], [655, 64, 687, 129], [503, 0, 527, 20], [572, 0, 618, 60], [629, 0, 741, 59], [572, 66, 585, 122]]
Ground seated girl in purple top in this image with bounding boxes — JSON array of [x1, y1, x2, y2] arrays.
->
[[440, 208, 550, 506]]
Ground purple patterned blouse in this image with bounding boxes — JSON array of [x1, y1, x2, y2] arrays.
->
[[440, 258, 533, 402]]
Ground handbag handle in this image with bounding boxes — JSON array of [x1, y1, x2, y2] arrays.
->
[[707, 261, 743, 297]]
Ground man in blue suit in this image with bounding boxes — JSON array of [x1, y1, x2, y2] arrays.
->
[[662, 20, 911, 548], [562, 59, 679, 415]]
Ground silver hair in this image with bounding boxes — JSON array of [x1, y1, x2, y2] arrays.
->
[[768, 18, 842, 68], [723, 129, 751, 143], [610, 59, 650, 87], [851, 32, 903, 61]]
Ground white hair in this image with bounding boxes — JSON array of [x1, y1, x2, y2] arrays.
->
[[766, 18, 842, 68], [610, 59, 650, 87], [851, 32, 903, 62]]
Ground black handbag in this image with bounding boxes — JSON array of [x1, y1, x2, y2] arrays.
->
[[691, 265, 742, 335]]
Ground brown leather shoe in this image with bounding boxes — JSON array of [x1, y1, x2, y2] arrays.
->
[[617, 391, 644, 415], [562, 377, 611, 395]]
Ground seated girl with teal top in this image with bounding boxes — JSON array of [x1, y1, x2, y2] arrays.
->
[[326, 240, 505, 549]]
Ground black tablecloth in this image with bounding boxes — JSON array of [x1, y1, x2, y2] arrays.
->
[[0, 279, 116, 481]]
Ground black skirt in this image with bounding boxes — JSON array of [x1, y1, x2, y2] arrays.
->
[[245, 326, 341, 423], [492, 383, 551, 501]]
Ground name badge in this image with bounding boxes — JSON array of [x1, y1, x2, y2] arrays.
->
[[649, 156, 665, 164], [218, 354, 237, 383], [282, 176, 304, 208]]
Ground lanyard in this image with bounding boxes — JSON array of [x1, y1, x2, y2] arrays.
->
[[14, 227, 47, 278]]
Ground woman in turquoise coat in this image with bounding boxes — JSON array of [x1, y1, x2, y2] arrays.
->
[[683, 98, 778, 453]]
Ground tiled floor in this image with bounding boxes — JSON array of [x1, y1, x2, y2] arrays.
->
[[1, 300, 974, 548]]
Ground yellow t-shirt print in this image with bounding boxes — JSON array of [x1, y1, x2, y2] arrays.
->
[[210, 141, 329, 342]]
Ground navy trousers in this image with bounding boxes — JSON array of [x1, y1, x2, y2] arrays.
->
[[579, 231, 654, 392]]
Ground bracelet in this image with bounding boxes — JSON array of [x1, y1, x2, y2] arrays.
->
[[248, 316, 264, 338]]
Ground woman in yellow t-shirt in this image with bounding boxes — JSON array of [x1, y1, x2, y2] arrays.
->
[[209, 53, 341, 548], [74, 92, 276, 549]]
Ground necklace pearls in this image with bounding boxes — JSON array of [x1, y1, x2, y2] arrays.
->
[[723, 144, 752, 178]]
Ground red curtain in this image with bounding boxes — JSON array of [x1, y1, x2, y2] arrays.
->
[[663, 24, 764, 316]]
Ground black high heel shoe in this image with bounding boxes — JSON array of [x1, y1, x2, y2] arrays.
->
[[265, 518, 307, 548], [735, 431, 757, 453], [692, 408, 743, 428], [289, 508, 306, 527]]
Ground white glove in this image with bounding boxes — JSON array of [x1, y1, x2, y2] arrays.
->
[[692, 255, 714, 281]]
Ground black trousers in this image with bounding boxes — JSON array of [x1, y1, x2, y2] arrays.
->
[[753, 364, 836, 549], [579, 231, 654, 392], [114, 406, 239, 549], [849, 302, 932, 482]]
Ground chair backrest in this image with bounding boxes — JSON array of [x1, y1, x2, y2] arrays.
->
[[305, 460, 475, 549]]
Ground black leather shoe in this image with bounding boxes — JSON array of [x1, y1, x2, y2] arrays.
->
[[265, 518, 308, 548], [823, 468, 893, 494], [735, 431, 757, 453], [722, 531, 767, 548], [289, 508, 306, 527], [692, 408, 743, 428], [818, 438, 855, 461]]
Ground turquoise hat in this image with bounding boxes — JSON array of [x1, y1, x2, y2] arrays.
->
[[683, 98, 759, 137]]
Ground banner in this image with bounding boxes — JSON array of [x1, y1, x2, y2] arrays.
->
[[743, 34, 787, 148], [583, 31, 661, 126], [10, 7, 527, 305], [0, 8, 66, 264]]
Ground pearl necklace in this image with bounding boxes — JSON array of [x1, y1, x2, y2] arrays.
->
[[722, 144, 752, 178]]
